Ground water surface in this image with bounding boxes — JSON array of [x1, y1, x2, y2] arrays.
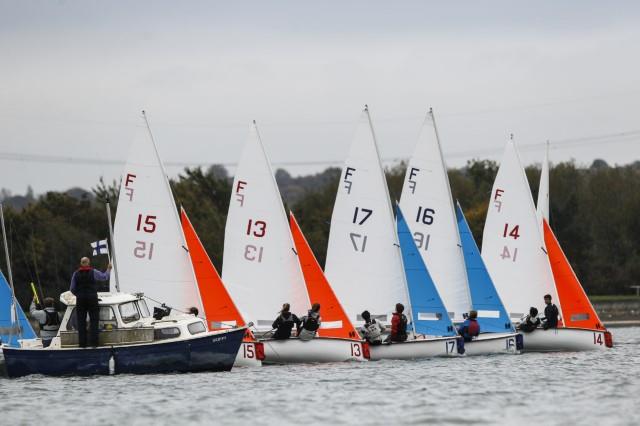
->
[[1, 327, 638, 425]]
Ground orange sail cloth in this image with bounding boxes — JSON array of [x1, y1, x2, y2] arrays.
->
[[543, 219, 605, 330], [289, 212, 361, 339], [181, 208, 254, 339]]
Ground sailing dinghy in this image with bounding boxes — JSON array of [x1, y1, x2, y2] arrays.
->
[[181, 208, 264, 366], [3, 116, 246, 376], [398, 109, 520, 355], [222, 121, 367, 363], [325, 108, 461, 359], [523, 145, 612, 351]]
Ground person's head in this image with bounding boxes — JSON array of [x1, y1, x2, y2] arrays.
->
[[188, 307, 199, 316], [544, 294, 552, 305], [311, 303, 320, 313], [43, 297, 55, 308], [80, 257, 90, 267], [529, 307, 539, 317], [468, 310, 478, 319], [281, 303, 290, 313], [395, 303, 404, 314], [361, 310, 371, 322]]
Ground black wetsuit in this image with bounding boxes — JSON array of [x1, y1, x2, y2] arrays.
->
[[544, 304, 559, 329]]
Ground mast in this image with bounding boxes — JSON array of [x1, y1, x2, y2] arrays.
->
[[0, 203, 20, 337], [105, 200, 120, 292]]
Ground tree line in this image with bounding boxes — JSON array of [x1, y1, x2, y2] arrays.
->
[[1, 159, 638, 310]]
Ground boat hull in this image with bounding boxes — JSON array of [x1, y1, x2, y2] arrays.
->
[[463, 332, 522, 355], [520, 327, 612, 352], [369, 336, 461, 360], [261, 337, 368, 364], [3, 328, 245, 377], [234, 341, 263, 367]]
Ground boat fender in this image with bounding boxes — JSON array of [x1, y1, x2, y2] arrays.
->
[[456, 336, 465, 355], [362, 342, 370, 360], [604, 331, 613, 348], [254, 342, 266, 361], [516, 334, 524, 350]]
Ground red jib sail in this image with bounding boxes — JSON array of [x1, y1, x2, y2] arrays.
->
[[289, 212, 360, 339], [181, 207, 254, 339], [543, 219, 605, 330]]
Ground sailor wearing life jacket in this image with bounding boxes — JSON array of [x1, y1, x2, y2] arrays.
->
[[272, 303, 301, 340], [458, 310, 481, 342], [69, 257, 111, 348], [519, 307, 541, 333], [360, 310, 385, 345], [299, 303, 322, 341], [29, 297, 62, 347], [387, 303, 408, 343], [542, 294, 560, 330]]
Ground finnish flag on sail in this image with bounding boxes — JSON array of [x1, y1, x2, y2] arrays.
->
[[91, 239, 109, 256]]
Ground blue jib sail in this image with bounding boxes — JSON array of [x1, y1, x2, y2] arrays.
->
[[1, 270, 37, 347], [396, 206, 456, 337], [455, 202, 514, 332]]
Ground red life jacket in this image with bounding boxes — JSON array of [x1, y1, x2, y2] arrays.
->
[[467, 319, 480, 337]]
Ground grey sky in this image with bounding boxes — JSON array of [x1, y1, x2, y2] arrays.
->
[[1, 1, 639, 194]]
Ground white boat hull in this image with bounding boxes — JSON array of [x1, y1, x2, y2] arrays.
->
[[520, 327, 613, 352], [369, 336, 461, 360], [233, 341, 263, 367], [261, 337, 368, 364], [463, 332, 522, 355]]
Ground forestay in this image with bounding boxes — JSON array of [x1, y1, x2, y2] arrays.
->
[[399, 110, 471, 321], [113, 119, 203, 313], [481, 138, 560, 320], [1, 271, 36, 347], [455, 203, 514, 333], [222, 122, 309, 330], [397, 207, 456, 337], [324, 108, 409, 327]]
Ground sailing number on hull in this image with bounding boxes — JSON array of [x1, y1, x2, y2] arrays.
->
[[242, 343, 255, 359], [350, 343, 362, 357], [350, 206, 372, 252], [593, 332, 603, 346], [500, 223, 520, 262], [506, 337, 516, 351], [445, 340, 455, 354]]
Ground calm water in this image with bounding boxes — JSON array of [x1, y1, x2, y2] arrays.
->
[[1, 327, 639, 426]]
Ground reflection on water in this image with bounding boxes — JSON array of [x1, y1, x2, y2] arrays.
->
[[1, 327, 639, 425]]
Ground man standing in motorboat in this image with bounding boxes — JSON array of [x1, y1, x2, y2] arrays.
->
[[272, 303, 301, 340], [359, 310, 385, 345], [518, 307, 542, 332], [542, 294, 560, 330], [29, 297, 62, 347], [70, 257, 111, 347], [386, 303, 408, 343], [298, 303, 322, 341], [457, 310, 480, 342]]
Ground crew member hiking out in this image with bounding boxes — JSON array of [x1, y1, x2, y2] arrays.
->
[[360, 310, 385, 345], [519, 307, 541, 333], [271, 303, 301, 340], [543, 294, 560, 330], [387, 303, 408, 343], [30, 297, 62, 347], [457, 310, 480, 342], [70, 257, 111, 348], [299, 303, 322, 341]]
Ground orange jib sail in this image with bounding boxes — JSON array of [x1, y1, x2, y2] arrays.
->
[[289, 212, 360, 339], [181, 208, 253, 339], [543, 219, 605, 330]]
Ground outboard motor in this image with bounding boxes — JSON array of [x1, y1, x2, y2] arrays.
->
[[153, 305, 171, 320]]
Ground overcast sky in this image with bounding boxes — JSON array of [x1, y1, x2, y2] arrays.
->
[[1, 1, 639, 195]]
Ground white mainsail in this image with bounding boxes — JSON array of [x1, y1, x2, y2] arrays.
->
[[324, 108, 409, 326], [114, 115, 203, 313], [481, 137, 560, 319], [536, 141, 550, 229], [222, 122, 309, 330], [399, 109, 471, 322]]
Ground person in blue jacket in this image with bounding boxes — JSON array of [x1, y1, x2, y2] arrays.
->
[[457, 310, 480, 342]]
